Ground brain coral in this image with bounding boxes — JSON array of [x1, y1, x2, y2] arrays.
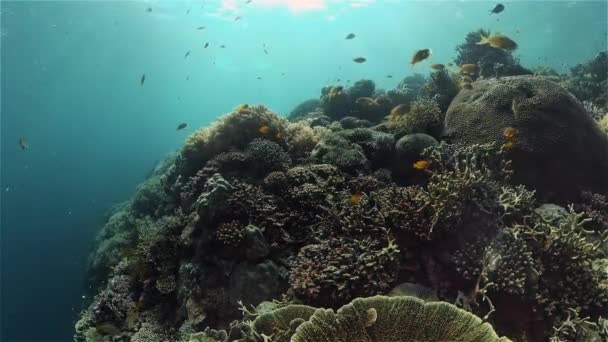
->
[[180, 105, 287, 177], [445, 75, 608, 201]]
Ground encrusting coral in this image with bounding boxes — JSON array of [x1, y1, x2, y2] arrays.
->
[[77, 31, 608, 342]]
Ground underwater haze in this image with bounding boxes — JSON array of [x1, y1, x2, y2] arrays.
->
[[1, 0, 607, 341]]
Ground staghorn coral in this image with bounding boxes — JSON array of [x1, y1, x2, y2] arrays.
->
[[289, 237, 399, 307], [180, 105, 287, 177], [445, 75, 608, 201]]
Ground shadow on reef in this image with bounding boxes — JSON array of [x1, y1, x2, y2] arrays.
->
[[76, 30, 608, 342]]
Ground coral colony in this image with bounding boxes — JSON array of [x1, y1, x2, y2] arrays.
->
[[76, 32, 608, 341]]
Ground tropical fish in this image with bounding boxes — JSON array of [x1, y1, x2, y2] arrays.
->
[[234, 16, 242, 21], [447, 63, 454, 67], [490, 4, 505, 14], [184, 51, 191, 58], [430, 63, 445, 70], [204, 42, 209, 48], [140, 73, 146, 86], [503, 127, 518, 139], [196, 26, 206, 30], [503, 141, 515, 149], [259, 125, 271, 134], [413, 160, 431, 170], [345, 33, 355, 40], [353, 57, 367, 63], [257, 76, 262, 80], [350, 192, 363, 205], [177, 123, 188, 130], [263, 49, 269, 55], [459, 64, 478, 74], [276, 132, 282, 140], [146, 7, 152, 12], [355, 97, 377, 106], [477, 33, 517, 50], [386, 75, 393, 78], [246, 0, 253, 3], [220, 45, 226, 48], [18, 137, 29, 150], [411, 49, 431, 65]]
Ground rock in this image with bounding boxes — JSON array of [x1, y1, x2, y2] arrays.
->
[[228, 260, 284, 306], [244, 225, 269, 260], [445, 75, 608, 201], [195, 174, 234, 224]]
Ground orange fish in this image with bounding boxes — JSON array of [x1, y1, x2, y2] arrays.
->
[[350, 192, 363, 205], [259, 125, 271, 134], [503, 127, 518, 139], [459, 64, 478, 74], [413, 160, 431, 170], [411, 49, 431, 65]]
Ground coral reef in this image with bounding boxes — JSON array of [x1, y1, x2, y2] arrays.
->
[[287, 98, 321, 121], [561, 51, 608, 108], [78, 34, 608, 342], [445, 75, 608, 201], [454, 29, 532, 78], [387, 97, 443, 139]]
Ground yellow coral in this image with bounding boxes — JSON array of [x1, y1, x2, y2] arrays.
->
[[600, 114, 608, 135]]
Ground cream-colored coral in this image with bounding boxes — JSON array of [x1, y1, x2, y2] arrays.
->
[[600, 113, 608, 135], [181, 105, 288, 176], [284, 122, 330, 159]]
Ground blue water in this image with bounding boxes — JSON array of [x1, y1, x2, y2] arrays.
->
[[1, 0, 606, 341]]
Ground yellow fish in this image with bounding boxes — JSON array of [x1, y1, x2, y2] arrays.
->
[[459, 64, 478, 74], [411, 49, 431, 65], [503, 127, 518, 139], [413, 160, 431, 170], [350, 192, 363, 205], [430, 64, 445, 70], [259, 125, 271, 134], [503, 141, 515, 149], [355, 97, 377, 106], [477, 33, 518, 50]]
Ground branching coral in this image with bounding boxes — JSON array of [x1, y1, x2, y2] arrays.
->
[[289, 237, 399, 307], [423, 69, 459, 112], [245, 138, 291, 177]]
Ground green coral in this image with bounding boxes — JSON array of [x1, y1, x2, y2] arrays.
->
[[292, 295, 510, 342]]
